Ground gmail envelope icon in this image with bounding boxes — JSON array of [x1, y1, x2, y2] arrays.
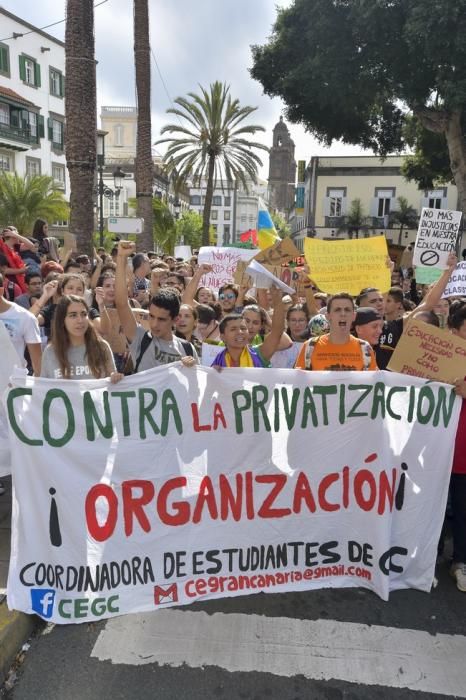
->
[[154, 583, 178, 605]]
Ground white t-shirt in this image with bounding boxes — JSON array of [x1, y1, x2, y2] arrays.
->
[[129, 324, 199, 372], [0, 302, 41, 366]]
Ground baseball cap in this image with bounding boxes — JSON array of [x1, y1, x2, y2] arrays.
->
[[354, 307, 382, 326]]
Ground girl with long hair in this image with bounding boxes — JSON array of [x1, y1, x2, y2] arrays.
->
[[41, 295, 122, 381]]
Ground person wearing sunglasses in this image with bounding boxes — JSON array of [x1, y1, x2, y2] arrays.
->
[[217, 284, 239, 314]]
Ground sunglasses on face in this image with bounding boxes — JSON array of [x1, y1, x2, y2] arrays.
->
[[219, 293, 236, 301]]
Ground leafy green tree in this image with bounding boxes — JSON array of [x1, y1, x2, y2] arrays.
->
[[251, 0, 466, 215], [271, 211, 290, 239], [389, 196, 418, 246], [337, 199, 371, 239], [401, 116, 455, 189], [153, 197, 177, 254], [0, 173, 69, 234], [156, 81, 268, 246], [175, 210, 203, 249]]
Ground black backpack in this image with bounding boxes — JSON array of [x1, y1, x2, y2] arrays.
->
[[134, 331, 194, 373]]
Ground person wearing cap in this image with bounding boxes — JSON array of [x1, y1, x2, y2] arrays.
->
[[353, 307, 384, 347]]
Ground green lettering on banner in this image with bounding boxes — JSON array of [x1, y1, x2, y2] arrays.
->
[[371, 383, 386, 420], [252, 385, 271, 433], [43, 389, 75, 447], [160, 389, 183, 436], [433, 386, 456, 428], [138, 389, 160, 438], [232, 390, 252, 434], [312, 386, 338, 426], [347, 385, 371, 419], [111, 391, 136, 436], [301, 387, 318, 428], [7, 388, 43, 446], [281, 387, 300, 430], [83, 391, 114, 441], [416, 386, 436, 425], [386, 387, 406, 420]]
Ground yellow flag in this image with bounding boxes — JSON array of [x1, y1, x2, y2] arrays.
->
[[304, 237, 390, 295]]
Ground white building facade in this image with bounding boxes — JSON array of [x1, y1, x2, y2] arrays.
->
[[0, 9, 69, 230]]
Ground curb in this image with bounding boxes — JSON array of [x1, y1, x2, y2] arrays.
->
[[0, 597, 36, 685]]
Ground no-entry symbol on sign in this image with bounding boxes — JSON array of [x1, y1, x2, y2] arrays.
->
[[420, 250, 440, 267]]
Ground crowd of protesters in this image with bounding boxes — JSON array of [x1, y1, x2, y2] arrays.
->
[[0, 221, 465, 593]]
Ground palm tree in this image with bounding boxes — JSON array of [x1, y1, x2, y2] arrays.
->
[[390, 196, 418, 245], [337, 198, 372, 239], [65, 0, 96, 255], [0, 173, 69, 234], [153, 198, 177, 254], [156, 81, 268, 246], [133, 0, 154, 252]]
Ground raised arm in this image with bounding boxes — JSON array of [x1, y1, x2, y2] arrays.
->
[[259, 286, 286, 361], [410, 253, 458, 318], [181, 263, 212, 306], [115, 241, 137, 343]]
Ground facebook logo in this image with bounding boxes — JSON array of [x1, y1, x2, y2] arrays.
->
[[30, 589, 56, 619]]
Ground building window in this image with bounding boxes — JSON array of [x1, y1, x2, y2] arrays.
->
[[29, 112, 37, 138], [49, 68, 64, 98], [329, 189, 344, 217], [53, 219, 68, 227], [0, 104, 9, 125], [211, 210, 218, 220], [0, 152, 13, 171], [19, 55, 41, 87], [428, 190, 445, 209], [52, 163, 66, 190], [113, 124, 124, 146], [26, 157, 41, 177], [48, 118, 64, 150], [224, 196, 231, 206], [224, 210, 231, 221], [212, 195, 222, 206], [0, 43, 10, 77], [190, 195, 201, 206], [375, 189, 395, 217]]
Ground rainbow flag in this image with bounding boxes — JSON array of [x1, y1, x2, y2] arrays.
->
[[257, 198, 280, 250]]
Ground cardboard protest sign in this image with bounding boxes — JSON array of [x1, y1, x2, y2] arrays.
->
[[442, 261, 466, 298], [413, 208, 462, 270], [198, 247, 256, 290], [246, 259, 295, 295], [5, 368, 460, 623], [387, 319, 466, 384], [304, 237, 390, 295], [253, 237, 300, 266], [234, 260, 305, 292]]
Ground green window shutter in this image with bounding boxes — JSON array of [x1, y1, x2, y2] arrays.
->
[[47, 117, 53, 141], [60, 73, 64, 97], [38, 115, 44, 138], [0, 47, 8, 73], [34, 62, 41, 87], [19, 55, 26, 81]]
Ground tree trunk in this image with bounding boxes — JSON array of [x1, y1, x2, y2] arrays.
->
[[397, 223, 404, 246], [444, 109, 466, 218], [65, 0, 96, 256], [134, 0, 153, 251], [202, 154, 215, 246]]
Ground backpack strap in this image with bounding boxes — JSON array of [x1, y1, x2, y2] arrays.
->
[[357, 338, 372, 370], [304, 337, 320, 370], [134, 331, 152, 373], [7, 281, 15, 302], [180, 339, 194, 357]]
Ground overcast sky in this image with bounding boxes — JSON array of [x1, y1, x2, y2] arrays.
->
[[5, 0, 364, 178]]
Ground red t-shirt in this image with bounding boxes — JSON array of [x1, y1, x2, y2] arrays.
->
[[0, 240, 26, 292], [452, 399, 466, 475]]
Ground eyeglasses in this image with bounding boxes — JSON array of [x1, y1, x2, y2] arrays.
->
[[219, 293, 236, 301]]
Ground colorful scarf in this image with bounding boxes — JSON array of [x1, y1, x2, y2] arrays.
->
[[212, 346, 267, 368]]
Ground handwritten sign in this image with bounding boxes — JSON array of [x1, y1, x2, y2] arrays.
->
[[234, 261, 305, 292], [413, 208, 462, 270], [442, 261, 466, 298], [304, 237, 390, 295], [253, 237, 300, 266], [387, 319, 466, 384], [198, 247, 256, 289]]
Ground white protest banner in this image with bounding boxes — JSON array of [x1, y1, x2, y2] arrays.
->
[[174, 245, 192, 260], [5, 368, 460, 623], [413, 207, 462, 270], [198, 247, 256, 290], [246, 259, 295, 294], [442, 261, 466, 298], [0, 324, 25, 477]]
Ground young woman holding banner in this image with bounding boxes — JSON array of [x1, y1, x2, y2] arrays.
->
[[40, 295, 123, 382]]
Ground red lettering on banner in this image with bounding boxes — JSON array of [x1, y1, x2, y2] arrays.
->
[[122, 480, 155, 536], [256, 474, 291, 518], [85, 484, 118, 542], [157, 477, 189, 526]]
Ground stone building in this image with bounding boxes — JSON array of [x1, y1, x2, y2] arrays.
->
[[267, 116, 296, 216]]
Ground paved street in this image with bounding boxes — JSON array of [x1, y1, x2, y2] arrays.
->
[[3, 558, 465, 700]]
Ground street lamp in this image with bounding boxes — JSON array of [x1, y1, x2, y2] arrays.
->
[[95, 132, 126, 246]]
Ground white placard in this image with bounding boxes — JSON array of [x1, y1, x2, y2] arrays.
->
[[246, 259, 295, 294], [413, 208, 462, 270], [174, 246, 192, 260], [108, 217, 144, 235], [442, 261, 466, 298], [200, 342, 223, 366], [198, 247, 257, 290]]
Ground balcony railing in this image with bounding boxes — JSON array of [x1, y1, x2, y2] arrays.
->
[[0, 121, 39, 145]]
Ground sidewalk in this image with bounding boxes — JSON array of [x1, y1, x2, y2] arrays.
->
[[0, 476, 36, 685]]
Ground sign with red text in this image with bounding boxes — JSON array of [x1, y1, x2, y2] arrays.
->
[[5, 368, 460, 623], [387, 319, 466, 384], [198, 247, 256, 290]]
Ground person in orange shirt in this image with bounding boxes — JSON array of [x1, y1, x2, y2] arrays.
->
[[294, 292, 377, 371]]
